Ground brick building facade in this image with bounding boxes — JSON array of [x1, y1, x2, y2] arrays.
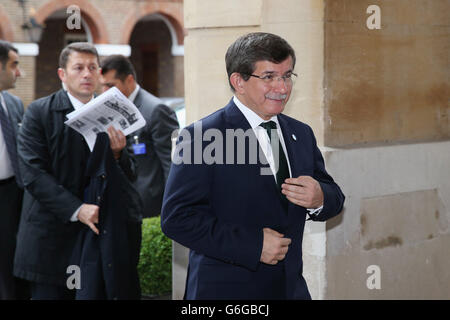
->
[[0, 0, 185, 107]]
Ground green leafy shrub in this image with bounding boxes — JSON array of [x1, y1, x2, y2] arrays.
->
[[138, 216, 172, 297]]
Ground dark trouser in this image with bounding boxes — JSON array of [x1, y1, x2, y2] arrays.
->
[[31, 282, 75, 300], [127, 220, 142, 299], [28, 222, 141, 300], [73, 220, 142, 300], [0, 177, 28, 300]]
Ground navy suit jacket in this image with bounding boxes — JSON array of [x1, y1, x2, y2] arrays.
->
[[2, 91, 24, 187], [161, 99, 345, 300]]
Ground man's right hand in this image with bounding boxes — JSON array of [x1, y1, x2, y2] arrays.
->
[[260, 228, 291, 265], [77, 204, 100, 235]]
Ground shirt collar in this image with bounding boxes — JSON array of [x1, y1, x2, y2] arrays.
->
[[233, 95, 279, 129], [66, 91, 94, 110], [128, 84, 140, 103], [0, 92, 6, 113]]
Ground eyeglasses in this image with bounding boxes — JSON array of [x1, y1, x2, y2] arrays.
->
[[247, 72, 298, 86]]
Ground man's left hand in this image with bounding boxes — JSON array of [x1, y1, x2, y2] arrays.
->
[[281, 176, 324, 208], [107, 126, 126, 160]]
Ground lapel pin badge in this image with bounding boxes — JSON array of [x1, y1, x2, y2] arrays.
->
[[292, 134, 297, 141]]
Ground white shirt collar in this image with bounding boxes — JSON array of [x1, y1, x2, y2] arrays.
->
[[233, 95, 279, 129], [66, 91, 94, 110], [128, 84, 140, 103], [0, 92, 7, 113]]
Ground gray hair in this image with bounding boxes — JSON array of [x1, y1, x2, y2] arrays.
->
[[225, 32, 296, 91]]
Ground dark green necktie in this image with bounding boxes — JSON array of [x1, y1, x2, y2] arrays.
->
[[260, 121, 290, 210]]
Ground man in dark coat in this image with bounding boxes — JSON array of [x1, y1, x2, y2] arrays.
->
[[161, 33, 345, 299], [14, 42, 136, 299], [0, 40, 28, 300], [100, 55, 179, 218]]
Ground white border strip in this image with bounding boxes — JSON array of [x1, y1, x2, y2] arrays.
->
[[172, 44, 184, 56], [12, 42, 178, 58], [13, 43, 39, 56], [94, 44, 131, 57]]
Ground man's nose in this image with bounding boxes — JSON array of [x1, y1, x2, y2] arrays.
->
[[16, 68, 21, 78], [82, 67, 93, 77], [273, 77, 288, 93]]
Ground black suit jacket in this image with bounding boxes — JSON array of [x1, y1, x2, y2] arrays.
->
[[161, 99, 345, 299], [14, 89, 137, 286], [127, 88, 179, 217]]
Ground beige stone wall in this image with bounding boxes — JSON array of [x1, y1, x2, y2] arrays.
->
[[320, 0, 450, 300], [323, 141, 450, 299], [324, 0, 449, 147]]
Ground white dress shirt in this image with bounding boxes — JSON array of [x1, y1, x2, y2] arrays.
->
[[0, 92, 15, 180], [128, 84, 140, 103], [233, 96, 323, 215], [67, 92, 94, 222], [233, 96, 292, 183]]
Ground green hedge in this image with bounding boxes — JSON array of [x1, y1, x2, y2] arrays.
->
[[138, 216, 172, 296]]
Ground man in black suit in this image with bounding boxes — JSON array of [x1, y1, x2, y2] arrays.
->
[[14, 42, 135, 299], [0, 40, 26, 300], [100, 55, 179, 218]]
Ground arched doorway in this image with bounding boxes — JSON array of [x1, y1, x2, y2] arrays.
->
[[33, 0, 108, 99], [129, 14, 184, 98], [34, 9, 90, 99]]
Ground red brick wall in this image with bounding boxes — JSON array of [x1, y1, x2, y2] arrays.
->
[[0, 0, 185, 105]]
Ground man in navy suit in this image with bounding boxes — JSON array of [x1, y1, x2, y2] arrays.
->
[[0, 40, 28, 300], [161, 32, 345, 299]]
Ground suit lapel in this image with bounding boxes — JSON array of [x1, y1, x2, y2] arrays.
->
[[277, 114, 309, 178], [278, 114, 315, 216], [2, 92, 20, 136], [3, 93, 16, 119], [223, 99, 251, 131], [133, 88, 143, 109], [223, 99, 280, 196]]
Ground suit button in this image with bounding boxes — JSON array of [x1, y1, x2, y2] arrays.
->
[[108, 263, 112, 268], [101, 175, 106, 179], [103, 230, 107, 234], [97, 196, 101, 201]]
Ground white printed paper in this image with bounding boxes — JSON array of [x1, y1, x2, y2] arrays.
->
[[64, 87, 146, 151]]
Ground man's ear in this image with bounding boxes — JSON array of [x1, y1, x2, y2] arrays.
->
[[57, 68, 65, 82], [125, 74, 135, 86], [230, 72, 245, 94]]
